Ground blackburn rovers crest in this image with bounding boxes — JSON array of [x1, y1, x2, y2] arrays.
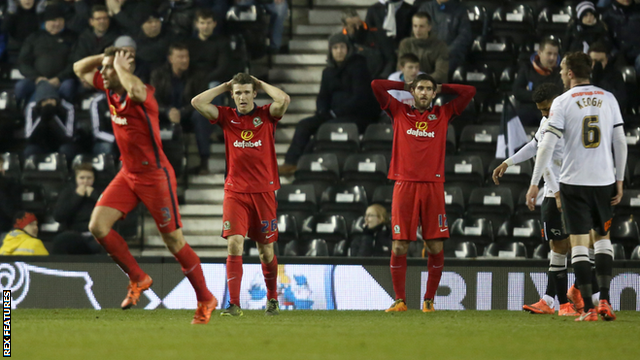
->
[[253, 117, 263, 127]]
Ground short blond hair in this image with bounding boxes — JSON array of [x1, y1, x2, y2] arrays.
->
[[367, 204, 388, 223]]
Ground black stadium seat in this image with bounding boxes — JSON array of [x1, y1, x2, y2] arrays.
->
[[444, 155, 484, 203], [458, 125, 500, 167], [610, 215, 640, 256], [361, 124, 393, 157], [1, 152, 21, 181], [491, 4, 536, 44], [277, 214, 299, 253], [466, 187, 514, 234], [300, 214, 349, 256], [487, 158, 532, 201], [450, 217, 494, 253], [284, 239, 329, 257], [341, 154, 388, 203], [371, 185, 393, 213], [466, 4, 489, 36], [444, 240, 479, 259], [294, 153, 340, 201], [276, 184, 317, 231], [451, 64, 496, 99], [313, 123, 360, 167], [319, 185, 368, 233], [444, 185, 465, 226], [484, 241, 528, 258], [20, 184, 47, 216], [22, 153, 68, 203], [536, 5, 573, 41], [497, 218, 542, 255], [469, 35, 516, 74]]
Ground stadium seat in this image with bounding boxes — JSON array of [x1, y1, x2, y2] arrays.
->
[[38, 213, 61, 242], [491, 4, 536, 44], [466, 187, 514, 234], [610, 215, 640, 256], [371, 185, 394, 213], [294, 153, 340, 201], [451, 64, 496, 98], [466, 4, 489, 36], [631, 245, 640, 260], [487, 158, 532, 201], [22, 154, 68, 203], [444, 185, 465, 226], [484, 241, 528, 258], [444, 155, 484, 203], [446, 124, 457, 155], [20, 184, 47, 216], [283, 239, 329, 257], [616, 190, 640, 217], [524, 126, 538, 142], [313, 123, 360, 165], [277, 214, 299, 253], [458, 125, 500, 167], [469, 35, 516, 74], [515, 188, 542, 221], [1, 152, 21, 181], [621, 66, 637, 114], [71, 153, 117, 187], [478, 94, 504, 125], [319, 185, 368, 232], [612, 243, 626, 260], [497, 218, 542, 255], [498, 66, 517, 92], [276, 184, 317, 231], [435, 94, 476, 140], [450, 217, 494, 253], [444, 240, 478, 259], [243, 239, 280, 257], [536, 5, 573, 41], [341, 154, 388, 203], [300, 214, 349, 256], [361, 124, 393, 158], [533, 242, 550, 259]]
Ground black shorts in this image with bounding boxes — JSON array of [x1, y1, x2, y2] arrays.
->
[[541, 197, 567, 241], [559, 183, 615, 236]]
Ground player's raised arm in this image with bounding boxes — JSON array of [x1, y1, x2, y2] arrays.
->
[[371, 79, 405, 110], [440, 84, 476, 115], [252, 76, 291, 118], [113, 50, 147, 103], [191, 81, 232, 121], [73, 53, 104, 88]]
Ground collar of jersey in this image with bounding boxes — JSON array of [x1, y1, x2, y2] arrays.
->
[[410, 104, 433, 112], [108, 89, 128, 107], [235, 103, 258, 117]]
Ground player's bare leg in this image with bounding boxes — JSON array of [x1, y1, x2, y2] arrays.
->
[[89, 206, 152, 309], [222, 234, 245, 316], [257, 242, 279, 315], [161, 229, 217, 324], [422, 239, 444, 312], [590, 231, 616, 321], [386, 240, 410, 312]]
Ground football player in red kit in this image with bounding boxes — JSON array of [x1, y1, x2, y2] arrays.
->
[[74, 47, 217, 324], [192, 73, 290, 316], [371, 74, 475, 312]]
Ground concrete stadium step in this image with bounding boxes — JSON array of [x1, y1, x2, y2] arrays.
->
[[273, 54, 327, 66], [275, 83, 321, 95], [289, 39, 329, 53], [308, 9, 367, 25], [255, 96, 316, 113], [313, 0, 376, 6], [142, 248, 228, 257], [142, 215, 222, 236], [187, 174, 292, 187], [269, 67, 324, 83], [185, 188, 225, 204], [146, 235, 227, 247], [186, 155, 286, 170], [186, 142, 290, 156], [280, 113, 314, 125], [294, 24, 342, 36], [179, 204, 223, 217]]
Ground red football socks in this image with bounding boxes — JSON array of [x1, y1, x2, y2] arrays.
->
[[425, 250, 444, 300], [226, 255, 243, 306], [262, 256, 279, 301], [390, 251, 407, 301], [173, 244, 213, 302], [97, 229, 146, 282]]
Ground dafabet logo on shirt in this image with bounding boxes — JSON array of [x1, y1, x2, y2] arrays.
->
[[234, 130, 262, 148], [241, 130, 254, 141], [407, 121, 435, 138], [109, 105, 128, 125]]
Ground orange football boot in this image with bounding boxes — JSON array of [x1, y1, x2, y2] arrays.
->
[[567, 285, 584, 313], [597, 300, 616, 321], [575, 308, 598, 322], [385, 299, 408, 312], [192, 296, 219, 324], [523, 299, 554, 314], [558, 302, 581, 316], [121, 275, 153, 310]]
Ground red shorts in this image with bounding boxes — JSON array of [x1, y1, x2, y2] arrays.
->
[[222, 190, 278, 244], [391, 181, 449, 241], [97, 167, 182, 234]]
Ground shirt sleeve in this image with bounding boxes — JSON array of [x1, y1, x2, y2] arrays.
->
[[265, 103, 282, 123], [93, 71, 106, 92], [210, 106, 227, 126]]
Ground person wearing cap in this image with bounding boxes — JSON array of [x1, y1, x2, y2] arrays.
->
[[15, 4, 77, 107], [23, 81, 78, 163], [566, 1, 612, 53], [340, 8, 388, 79], [1, 0, 42, 63], [113, 35, 151, 83], [134, 10, 170, 72], [106, 0, 155, 36], [73, 5, 122, 75], [0, 211, 49, 256], [602, 0, 640, 75], [279, 32, 380, 175]]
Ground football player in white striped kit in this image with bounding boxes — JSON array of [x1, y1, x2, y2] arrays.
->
[[526, 52, 627, 321]]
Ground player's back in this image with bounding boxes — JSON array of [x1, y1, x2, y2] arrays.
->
[[548, 84, 623, 186], [93, 72, 171, 173]]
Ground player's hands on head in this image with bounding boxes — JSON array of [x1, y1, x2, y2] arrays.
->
[[114, 50, 133, 72], [525, 185, 538, 211], [250, 76, 263, 91], [168, 108, 181, 124], [611, 180, 624, 206], [491, 163, 508, 185], [404, 82, 412, 92]]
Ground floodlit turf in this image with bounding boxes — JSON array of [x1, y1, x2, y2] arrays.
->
[[13, 309, 639, 360]]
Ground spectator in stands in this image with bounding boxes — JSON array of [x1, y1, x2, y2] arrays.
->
[[341, 8, 389, 79], [135, 10, 171, 71], [15, 5, 77, 107], [365, 0, 416, 77], [398, 12, 449, 84], [415, 0, 472, 75], [602, 0, 640, 75], [565, 1, 611, 53], [589, 41, 628, 111], [0, 211, 49, 256], [56, 0, 92, 34], [158, 0, 197, 41], [188, 9, 245, 86], [279, 33, 380, 175], [0, 156, 22, 233], [89, 93, 117, 156], [512, 36, 562, 126], [387, 53, 422, 105], [113, 35, 151, 83], [52, 163, 103, 254], [349, 204, 392, 257], [24, 82, 78, 162], [1, 0, 42, 63], [106, 0, 154, 36], [234, 0, 289, 53]]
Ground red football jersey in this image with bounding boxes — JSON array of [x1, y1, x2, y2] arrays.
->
[[93, 71, 171, 173], [211, 104, 280, 193], [371, 80, 476, 182]]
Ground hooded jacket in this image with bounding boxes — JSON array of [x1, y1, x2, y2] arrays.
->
[[349, 223, 392, 257], [0, 229, 49, 256], [512, 53, 562, 105], [316, 34, 380, 120], [602, 1, 640, 60], [398, 32, 450, 83]]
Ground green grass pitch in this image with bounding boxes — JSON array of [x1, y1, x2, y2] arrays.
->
[[13, 309, 639, 360]]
